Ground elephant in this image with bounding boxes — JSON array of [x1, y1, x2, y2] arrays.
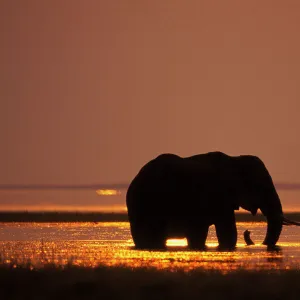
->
[[126, 152, 300, 250]]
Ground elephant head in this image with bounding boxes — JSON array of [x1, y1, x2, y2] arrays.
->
[[231, 155, 300, 247]]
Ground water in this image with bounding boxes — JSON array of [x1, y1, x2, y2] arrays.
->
[[0, 222, 300, 272], [1, 189, 300, 212]]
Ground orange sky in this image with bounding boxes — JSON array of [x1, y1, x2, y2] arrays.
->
[[1, 1, 300, 210]]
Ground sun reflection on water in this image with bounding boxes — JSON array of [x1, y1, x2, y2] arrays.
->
[[166, 238, 187, 247], [0, 222, 299, 272]]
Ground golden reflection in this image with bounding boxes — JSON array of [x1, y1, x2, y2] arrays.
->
[[0, 222, 299, 272], [166, 239, 187, 247], [96, 189, 121, 196]]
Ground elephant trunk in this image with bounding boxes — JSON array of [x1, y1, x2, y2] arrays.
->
[[262, 215, 283, 247], [259, 188, 284, 247], [261, 214, 300, 246]]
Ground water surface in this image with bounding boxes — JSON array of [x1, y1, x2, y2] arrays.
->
[[1, 222, 300, 272]]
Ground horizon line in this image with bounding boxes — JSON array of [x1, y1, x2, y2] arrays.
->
[[0, 182, 300, 190]]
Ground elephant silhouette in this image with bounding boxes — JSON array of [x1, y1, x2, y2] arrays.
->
[[126, 152, 300, 250]]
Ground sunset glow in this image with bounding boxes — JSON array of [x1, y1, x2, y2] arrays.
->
[[96, 189, 121, 196], [0, 222, 298, 272], [166, 239, 222, 248], [166, 239, 187, 247]]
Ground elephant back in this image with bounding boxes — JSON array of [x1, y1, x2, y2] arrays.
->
[[126, 154, 183, 219]]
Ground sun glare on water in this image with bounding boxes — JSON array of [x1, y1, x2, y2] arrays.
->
[[166, 239, 220, 247], [1, 222, 300, 272], [166, 239, 188, 247]]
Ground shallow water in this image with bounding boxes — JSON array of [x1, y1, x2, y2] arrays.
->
[[0, 222, 300, 272]]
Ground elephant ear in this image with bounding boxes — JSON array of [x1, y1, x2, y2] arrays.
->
[[233, 156, 266, 215], [220, 158, 247, 211]]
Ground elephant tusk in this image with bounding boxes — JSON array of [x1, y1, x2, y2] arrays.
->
[[282, 217, 300, 226], [282, 220, 291, 226]]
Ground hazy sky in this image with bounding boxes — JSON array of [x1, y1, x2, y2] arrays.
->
[[1, 1, 300, 210]]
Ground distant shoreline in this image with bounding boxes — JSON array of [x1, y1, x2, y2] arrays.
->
[[0, 211, 300, 222]]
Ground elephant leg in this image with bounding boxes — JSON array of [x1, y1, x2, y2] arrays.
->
[[186, 224, 209, 250], [130, 217, 166, 250], [215, 211, 237, 250]]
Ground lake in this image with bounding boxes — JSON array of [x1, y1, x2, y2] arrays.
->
[[1, 222, 300, 272]]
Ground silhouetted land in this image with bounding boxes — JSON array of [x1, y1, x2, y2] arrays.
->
[[0, 265, 300, 299], [0, 211, 300, 222]]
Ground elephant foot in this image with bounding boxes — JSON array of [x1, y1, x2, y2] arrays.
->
[[217, 244, 236, 251], [133, 237, 166, 250], [130, 220, 167, 250], [189, 244, 207, 251], [187, 237, 207, 250], [187, 236, 207, 251], [186, 224, 209, 251], [215, 211, 237, 250], [135, 244, 166, 251], [266, 245, 282, 253]]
